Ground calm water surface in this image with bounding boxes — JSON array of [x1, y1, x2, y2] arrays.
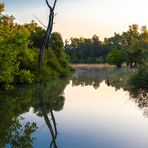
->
[[2, 68, 148, 148]]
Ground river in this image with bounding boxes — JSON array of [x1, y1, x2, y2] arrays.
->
[[1, 67, 148, 148]]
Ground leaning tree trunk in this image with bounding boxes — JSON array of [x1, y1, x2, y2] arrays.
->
[[39, 0, 57, 66]]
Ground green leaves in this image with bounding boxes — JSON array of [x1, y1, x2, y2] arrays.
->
[[7, 118, 37, 148], [108, 49, 127, 68], [65, 35, 107, 64], [0, 3, 71, 88], [0, 23, 37, 87]]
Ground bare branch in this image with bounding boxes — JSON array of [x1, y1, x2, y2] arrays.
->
[[54, 13, 57, 17], [53, 0, 57, 11], [46, 0, 52, 10], [33, 14, 47, 28]]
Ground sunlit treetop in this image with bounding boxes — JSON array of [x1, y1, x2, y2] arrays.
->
[[0, 3, 4, 13]]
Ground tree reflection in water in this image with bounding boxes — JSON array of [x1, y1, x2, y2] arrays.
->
[[129, 89, 148, 116], [1, 67, 148, 147], [40, 96, 58, 148], [103, 68, 148, 117], [0, 78, 69, 148], [106, 68, 148, 117], [72, 67, 148, 117], [72, 67, 134, 90], [0, 87, 38, 148], [72, 67, 110, 89], [32, 78, 69, 147]]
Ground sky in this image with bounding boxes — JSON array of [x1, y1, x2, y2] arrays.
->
[[1, 0, 148, 40]]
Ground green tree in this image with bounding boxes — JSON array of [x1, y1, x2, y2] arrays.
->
[[65, 36, 109, 64], [122, 25, 144, 67], [0, 3, 71, 88], [48, 32, 70, 76], [108, 49, 126, 68]]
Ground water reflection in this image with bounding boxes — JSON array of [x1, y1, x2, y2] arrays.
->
[[129, 89, 148, 116], [72, 68, 109, 89], [32, 80, 69, 148], [40, 97, 58, 148], [1, 67, 148, 148], [105, 68, 148, 117], [0, 87, 38, 147], [0, 78, 69, 148], [72, 67, 134, 90], [72, 67, 148, 117]]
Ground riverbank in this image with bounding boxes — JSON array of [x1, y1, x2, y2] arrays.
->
[[71, 64, 114, 68]]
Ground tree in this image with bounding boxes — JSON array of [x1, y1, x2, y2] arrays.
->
[[108, 49, 126, 68], [46, 32, 70, 77], [0, 2, 71, 88], [122, 25, 144, 67], [140, 26, 148, 62], [106, 25, 146, 68], [39, 0, 57, 65], [65, 36, 109, 64]]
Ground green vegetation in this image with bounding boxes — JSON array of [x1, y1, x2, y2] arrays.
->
[[1, 0, 148, 147], [0, 3, 71, 89], [0, 86, 38, 147], [1, 2, 148, 89], [65, 25, 148, 68], [107, 25, 147, 68], [128, 65, 148, 90], [65, 35, 110, 64], [127, 66, 148, 116], [107, 49, 126, 68], [6, 118, 37, 148], [0, 78, 69, 147]]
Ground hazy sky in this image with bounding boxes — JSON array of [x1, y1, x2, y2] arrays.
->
[[2, 0, 148, 40]]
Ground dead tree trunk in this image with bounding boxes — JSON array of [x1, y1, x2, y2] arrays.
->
[[39, 0, 57, 66]]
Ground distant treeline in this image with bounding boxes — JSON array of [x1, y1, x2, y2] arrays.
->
[[65, 24, 148, 68], [65, 35, 110, 64]]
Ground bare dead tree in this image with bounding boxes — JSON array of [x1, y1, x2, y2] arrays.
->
[[39, 0, 57, 66]]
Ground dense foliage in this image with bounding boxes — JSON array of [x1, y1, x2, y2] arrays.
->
[[65, 25, 148, 68], [107, 25, 148, 68], [0, 3, 71, 89], [65, 35, 110, 63]]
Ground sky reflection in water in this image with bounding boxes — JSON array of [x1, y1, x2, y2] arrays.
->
[[3, 68, 148, 148]]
